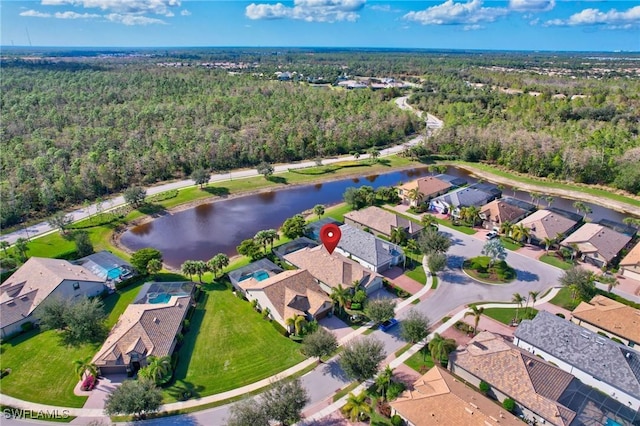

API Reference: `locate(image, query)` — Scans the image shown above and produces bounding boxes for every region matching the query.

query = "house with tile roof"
[515,208,581,246]
[449,331,578,426]
[397,176,452,206]
[283,245,383,295]
[390,366,522,426]
[238,269,332,329]
[430,183,501,217]
[0,257,106,338]
[560,223,632,268]
[514,311,640,411]
[479,197,535,230]
[305,218,342,242]
[619,242,640,281]
[92,282,194,375]
[335,224,404,273]
[571,295,640,349]
[344,206,423,240]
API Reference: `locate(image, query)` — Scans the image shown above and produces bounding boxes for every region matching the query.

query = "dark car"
[379,318,399,331]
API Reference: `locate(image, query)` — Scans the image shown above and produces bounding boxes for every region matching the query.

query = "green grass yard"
[549,287,581,310]
[164,281,306,402]
[404,348,435,373]
[482,307,538,325]
[539,254,573,270]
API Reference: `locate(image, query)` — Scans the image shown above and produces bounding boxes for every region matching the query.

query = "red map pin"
[320,223,342,254]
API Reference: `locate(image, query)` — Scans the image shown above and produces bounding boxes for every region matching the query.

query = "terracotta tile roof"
[399,176,452,199]
[516,209,578,241]
[344,206,422,236]
[93,288,191,367]
[620,242,640,273]
[283,245,381,291]
[391,366,521,426]
[561,223,631,262]
[449,332,576,426]
[0,257,104,327]
[572,295,640,344]
[479,199,527,225]
[247,269,331,321]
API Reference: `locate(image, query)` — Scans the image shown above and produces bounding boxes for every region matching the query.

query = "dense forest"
[1,48,639,228]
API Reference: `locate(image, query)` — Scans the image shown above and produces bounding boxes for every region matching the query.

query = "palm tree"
[193,260,208,283]
[207,253,230,278]
[545,196,554,207]
[368,147,380,163]
[353,151,361,160]
[285,315,307,336]
[499,221,513,237]
[407,187,424,207]
[511,223,531,244]
[464,205,481,226]
[528,291,540,316]
[428,333,457,365]
[341,392,372,422]
[600,274,619,293]
[464,304,485,335]
[512,186,520,197]
[73,356,98,380]
[573,201,592,220]
[181,260,197,281]
[330,284,350,316]
[147,258,162,278]
[390,227,408,245]
[375,365,393,400]
[406,239,420,254]
[140,355,172,384]
[421,214,437,228]
[14,237,28,262]
[313,204,325,220]
[0,241,9,258]
[254,230,270,253]
[529,192,542,207]
[259,229,279,251]
[542,237,555,254]
[512,293,525,322]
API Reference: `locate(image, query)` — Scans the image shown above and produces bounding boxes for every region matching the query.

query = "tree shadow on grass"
[137,203,167,217]
[202,186,230,197]
[166,380,206,402]
[266,175,288,184]
[377,158,391,166]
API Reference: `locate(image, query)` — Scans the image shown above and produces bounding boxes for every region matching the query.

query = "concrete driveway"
[382,267,424,295]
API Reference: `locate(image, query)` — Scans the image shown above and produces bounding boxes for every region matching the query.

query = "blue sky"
[1,0,639,51]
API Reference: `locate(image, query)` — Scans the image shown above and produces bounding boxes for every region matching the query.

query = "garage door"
[622,268,640,281]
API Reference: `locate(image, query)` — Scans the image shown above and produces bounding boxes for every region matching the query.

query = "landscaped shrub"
[479,380,491,395]
[441,316,451,323]
[386,381,406,401]
[81,375,97,391]
[555,313,565,319]
[350,303,362,310]
[182,319,190,332]
[1,368,11,379]
[502,398,516,413]
[611,337,624,344]
[390,414,404,426]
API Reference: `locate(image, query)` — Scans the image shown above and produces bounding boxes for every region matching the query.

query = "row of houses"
[391,299,640,426]
[399,174,639,269]
[228,219,408,331]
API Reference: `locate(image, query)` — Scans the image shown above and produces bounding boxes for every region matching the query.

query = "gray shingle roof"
[434,183,501,209]
[515,311,640,401]
[338,224,403,268]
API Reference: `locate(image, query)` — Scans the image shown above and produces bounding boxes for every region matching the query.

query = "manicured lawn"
[549,287,581,310]
[0,277,147,407]
[325,203,354,222]
[435,218,476,235]
[164,281,306,402]
[483,307,538,325]
[404,348,435,373]
[539,254,573,270]
[499,237,522,251]
[463,256,516,284]
[431,275,438,290]
[405,264,426,285]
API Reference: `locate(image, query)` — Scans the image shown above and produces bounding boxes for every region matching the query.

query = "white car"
[486,231,499,240]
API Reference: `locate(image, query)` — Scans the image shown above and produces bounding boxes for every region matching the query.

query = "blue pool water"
[148,294,172,304]
[107,267,125,280]
[253,270,269,281]
[605,419,622,426]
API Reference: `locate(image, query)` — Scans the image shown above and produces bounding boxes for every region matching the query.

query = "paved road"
[1,98,434,246]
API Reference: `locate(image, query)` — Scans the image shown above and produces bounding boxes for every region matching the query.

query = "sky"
[1,0,639,51]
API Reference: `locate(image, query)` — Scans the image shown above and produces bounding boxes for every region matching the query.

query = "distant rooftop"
[337,224,403,267]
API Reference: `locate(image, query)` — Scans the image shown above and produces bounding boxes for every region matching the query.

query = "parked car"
[486,231,499,240]
[379,318,399,331]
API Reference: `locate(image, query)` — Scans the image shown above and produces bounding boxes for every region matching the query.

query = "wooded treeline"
[411,67,640,194]
[1,62,419,228]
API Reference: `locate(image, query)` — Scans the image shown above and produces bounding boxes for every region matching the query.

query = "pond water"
[120,166,627,269]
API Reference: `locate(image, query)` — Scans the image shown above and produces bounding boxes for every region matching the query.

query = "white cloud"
[105,12,166,25]
[403,0,507,26]
[509,0,555,12]
[545,5,640,27]
[19,9,52,17]
[370,4,390,12]
[54,10,101,18]
[41,0,181,17]
[246,0,366,22]
[180,9,191,16]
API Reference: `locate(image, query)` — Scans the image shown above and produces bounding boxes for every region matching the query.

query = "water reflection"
[130,221,153,236]
[195,203,213,218]
[257,191,276,203]
[365,174,379,183]
[352,178,360,183]
[314,183,323,191]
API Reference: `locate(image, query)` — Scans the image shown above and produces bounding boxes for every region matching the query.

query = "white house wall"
[514,338,640,411]
[246,289,285,327]
[334,248,377,272]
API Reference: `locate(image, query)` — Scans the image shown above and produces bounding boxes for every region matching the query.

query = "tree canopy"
[339,337,386,381]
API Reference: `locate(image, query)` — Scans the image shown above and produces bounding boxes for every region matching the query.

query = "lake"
[120,166,627,268]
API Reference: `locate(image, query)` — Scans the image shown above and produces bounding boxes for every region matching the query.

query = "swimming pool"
[605,419,622,426]
[239,270,270,282]
[148,293,172,304]
[106,267,127,280]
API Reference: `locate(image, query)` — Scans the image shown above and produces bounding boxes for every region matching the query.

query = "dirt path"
[452,163,640,217]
